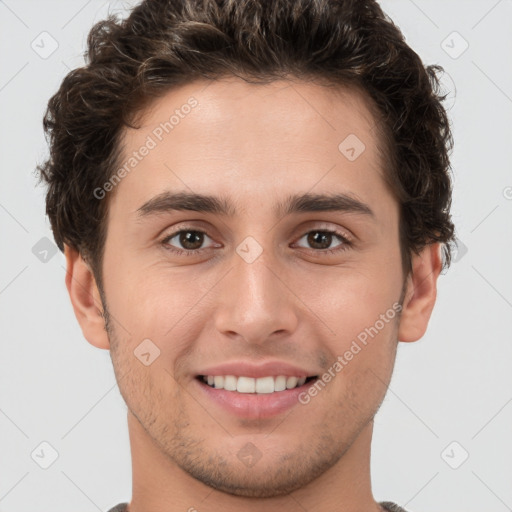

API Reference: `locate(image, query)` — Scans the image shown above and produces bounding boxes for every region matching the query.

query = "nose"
[213,247,299,346]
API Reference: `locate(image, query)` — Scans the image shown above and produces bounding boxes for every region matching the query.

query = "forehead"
[133,77,381,155]
[109,77,390,219]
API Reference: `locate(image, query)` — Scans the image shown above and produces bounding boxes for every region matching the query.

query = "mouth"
[194,373,320,419]
[196,374,319,393]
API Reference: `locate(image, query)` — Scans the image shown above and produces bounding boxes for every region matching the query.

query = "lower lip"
[194,377,317,419]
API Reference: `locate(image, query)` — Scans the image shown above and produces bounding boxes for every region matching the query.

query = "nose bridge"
[214,241,298,343]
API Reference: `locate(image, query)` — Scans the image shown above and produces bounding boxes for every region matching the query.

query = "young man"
[37,0,455,510]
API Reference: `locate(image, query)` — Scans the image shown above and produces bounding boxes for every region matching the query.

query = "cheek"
[103,253,192,333]
[112,346,184,434]
[306,267,402,395]
[308,265,402,336]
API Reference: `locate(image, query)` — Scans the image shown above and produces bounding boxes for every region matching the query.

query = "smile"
[195,373,320,419]
[198,375,318,393]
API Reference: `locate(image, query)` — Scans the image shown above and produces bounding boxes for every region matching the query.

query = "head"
[37,0,455,499]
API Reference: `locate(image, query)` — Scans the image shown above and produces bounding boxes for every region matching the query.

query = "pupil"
[309,231,331,249]
[181,231,203,250]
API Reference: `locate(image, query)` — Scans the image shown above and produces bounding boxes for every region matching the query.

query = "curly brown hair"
[36,0,455,294]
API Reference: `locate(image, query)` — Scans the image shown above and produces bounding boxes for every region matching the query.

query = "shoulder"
[106,503,129,512]
[380,502,411,512]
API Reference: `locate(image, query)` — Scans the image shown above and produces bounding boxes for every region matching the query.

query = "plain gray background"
[1,1,511,511]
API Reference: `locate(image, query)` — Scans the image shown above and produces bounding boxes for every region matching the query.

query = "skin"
[64,77,442,512]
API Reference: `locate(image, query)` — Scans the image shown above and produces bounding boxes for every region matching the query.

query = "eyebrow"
[135,191,375,219]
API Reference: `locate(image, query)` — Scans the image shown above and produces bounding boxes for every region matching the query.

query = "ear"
[397,243,442,343]
[64,244,110,350]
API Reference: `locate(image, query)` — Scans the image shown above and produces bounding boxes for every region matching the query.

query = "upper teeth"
[202,375,308,393]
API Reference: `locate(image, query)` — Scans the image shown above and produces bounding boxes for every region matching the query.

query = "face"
[87,78,408,496]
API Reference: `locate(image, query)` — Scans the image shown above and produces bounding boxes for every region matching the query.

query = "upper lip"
[196,360,318,379]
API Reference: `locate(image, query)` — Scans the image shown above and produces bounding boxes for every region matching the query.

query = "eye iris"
[308,231,332,250]
[180,231,203,250]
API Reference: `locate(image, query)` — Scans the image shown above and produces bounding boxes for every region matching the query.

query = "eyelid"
[160,221,353,241]
[296,221,354,242]
[158,220,221,244]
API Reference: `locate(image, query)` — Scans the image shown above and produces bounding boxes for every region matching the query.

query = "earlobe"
[64,245,110,350]
[397,243,442,343]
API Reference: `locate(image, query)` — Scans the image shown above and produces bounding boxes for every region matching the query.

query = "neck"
[126,411,382,512]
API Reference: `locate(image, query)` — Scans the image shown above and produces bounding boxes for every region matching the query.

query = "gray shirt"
[107,501,410,511]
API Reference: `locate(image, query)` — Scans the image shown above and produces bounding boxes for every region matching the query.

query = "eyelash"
[160,226,353,257]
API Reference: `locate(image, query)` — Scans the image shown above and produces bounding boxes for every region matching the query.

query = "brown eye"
[295,229,350,253]
[162,229,215,254]
[306,231,336,250]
